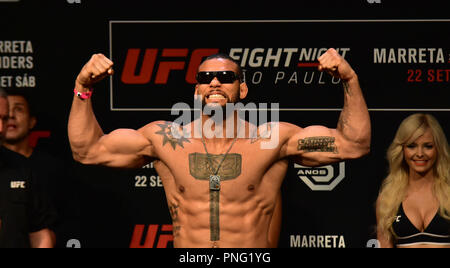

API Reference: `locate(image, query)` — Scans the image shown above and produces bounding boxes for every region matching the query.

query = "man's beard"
[201,93,242,109]
[201,96,232,109]
[202,96,242,120]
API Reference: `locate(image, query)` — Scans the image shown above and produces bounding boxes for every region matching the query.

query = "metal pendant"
[209,175,221,191]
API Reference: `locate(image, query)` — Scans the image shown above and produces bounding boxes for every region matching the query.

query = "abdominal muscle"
[171,191,276,248]
[159,158,288,248]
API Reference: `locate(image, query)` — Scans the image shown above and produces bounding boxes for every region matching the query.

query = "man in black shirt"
[0,87,56,248]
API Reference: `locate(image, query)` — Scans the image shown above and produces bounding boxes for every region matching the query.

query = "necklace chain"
[200,134,239,176]
[200,121,241,192]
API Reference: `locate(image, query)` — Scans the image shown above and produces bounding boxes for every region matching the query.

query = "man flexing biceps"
[68,49,370,248]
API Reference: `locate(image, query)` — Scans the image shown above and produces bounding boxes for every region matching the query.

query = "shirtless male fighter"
[68,48,371,248]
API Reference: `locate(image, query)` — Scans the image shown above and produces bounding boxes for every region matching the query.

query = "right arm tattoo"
[169,203,181,237]
[155,122,191,150]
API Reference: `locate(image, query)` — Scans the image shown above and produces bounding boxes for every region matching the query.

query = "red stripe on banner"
[161,48,189,57]
[28,131,51,148]
[298,62,320,67]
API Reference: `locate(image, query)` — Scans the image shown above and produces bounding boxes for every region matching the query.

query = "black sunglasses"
[196,71,241,84]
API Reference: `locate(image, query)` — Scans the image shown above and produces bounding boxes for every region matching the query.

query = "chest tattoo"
[189,153,242,241]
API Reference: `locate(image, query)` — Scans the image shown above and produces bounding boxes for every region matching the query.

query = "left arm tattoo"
[298,136,338,153]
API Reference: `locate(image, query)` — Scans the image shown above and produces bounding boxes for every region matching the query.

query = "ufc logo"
[10,181,26,189]
[121,48,219,85]
[129,224,173,248]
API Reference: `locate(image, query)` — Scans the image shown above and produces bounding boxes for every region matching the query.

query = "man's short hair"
[200,53,244,82]
[0,87,8,99]
[4,88,37,117]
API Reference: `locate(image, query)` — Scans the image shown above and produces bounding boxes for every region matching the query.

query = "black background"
[1,0,449,248]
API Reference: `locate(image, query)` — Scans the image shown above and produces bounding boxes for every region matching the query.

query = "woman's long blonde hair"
[377,113,450,241]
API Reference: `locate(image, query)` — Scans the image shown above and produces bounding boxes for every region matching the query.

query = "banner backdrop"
[1,0,449,248]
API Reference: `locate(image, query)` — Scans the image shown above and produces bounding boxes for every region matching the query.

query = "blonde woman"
[376,113,450,248]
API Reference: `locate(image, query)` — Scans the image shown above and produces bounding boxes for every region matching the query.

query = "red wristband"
[74,88,93,100]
